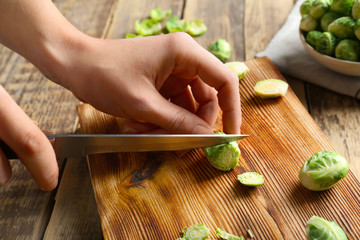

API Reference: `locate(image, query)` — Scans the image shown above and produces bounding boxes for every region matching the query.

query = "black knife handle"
[0,141,18,159]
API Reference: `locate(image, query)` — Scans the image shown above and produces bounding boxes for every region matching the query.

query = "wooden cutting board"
[77,57,360,239]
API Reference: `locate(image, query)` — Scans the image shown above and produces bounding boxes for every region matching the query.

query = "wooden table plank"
[0,0,114,239]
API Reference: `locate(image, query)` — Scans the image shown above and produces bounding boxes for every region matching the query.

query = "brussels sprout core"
[216,228,244,240]
[181,224,210,240]
[306,216,348,240]
[299,151,349,191]
[204,132,240,171]
[208,39,231,62]
[225,62,250,80]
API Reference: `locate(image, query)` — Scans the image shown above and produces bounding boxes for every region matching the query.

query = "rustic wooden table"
[0,0,359,239]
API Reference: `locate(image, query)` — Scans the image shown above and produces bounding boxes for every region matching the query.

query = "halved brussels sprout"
[306,216,348,240]
[186,20,207,36]
[225,61,250,80]
[331,0,355,16]
[299,151,349,191]
[204,132,240,171]
[352,0,360,19]
[150,7,171,22]
[254,79,289,99]
[315,31,338,56]
[134,19,162,36]
[300,0,315,16]
[237,172,264,187]
[181,224,209,240]
[320,11,341,31]
[310,0,332,19]
[300,14,318,32]
[335,39,360,61]
[208,39,231,62]
[166,16,188,33]
[328,16,355,39]
[355,18,360,39]
[306,30,323,47]
[216,228,244,240]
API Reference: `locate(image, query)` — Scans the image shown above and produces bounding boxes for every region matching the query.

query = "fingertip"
[37,166,59,191]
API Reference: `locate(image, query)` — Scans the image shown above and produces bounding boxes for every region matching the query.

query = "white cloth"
[256,0,360,99]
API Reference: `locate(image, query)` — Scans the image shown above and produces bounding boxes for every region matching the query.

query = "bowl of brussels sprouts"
[299,0,360,76]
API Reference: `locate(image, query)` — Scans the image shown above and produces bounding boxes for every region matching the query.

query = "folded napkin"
[256,0,360,99]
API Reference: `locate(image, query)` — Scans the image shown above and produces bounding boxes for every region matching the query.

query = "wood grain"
[78,57,360,239]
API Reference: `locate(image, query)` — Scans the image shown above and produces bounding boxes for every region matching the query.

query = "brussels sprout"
[310,0,332,19]
[335,39,360,61]
[237,172,264,187]
[315,31,338,56]
[216,228,244,240]
[224,61,250,80]
[306,30,323,48]
[355,18,360,39]
[299,151,349,191]
[306,216,348,240]
[352,0,360,19]
[125,33,143,38]
[320,11,341,31]
[300,14,318,32]
[328,16,355,39]
[208,39,231,62]
[150,7,171,22]
[254,79,289,99]
[166,16,188,33]
[186,20,207,36]
[135,19,162,36]
[181,224,210,240]
[300,0,315,16]
[204,132,240,171]
[331,0,355,16]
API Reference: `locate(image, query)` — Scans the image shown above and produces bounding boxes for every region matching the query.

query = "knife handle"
[0,140,18,159]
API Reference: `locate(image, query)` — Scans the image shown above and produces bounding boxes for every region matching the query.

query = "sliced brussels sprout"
[315,31,338,56]
[352,0,360,19]
[254,79,289,99]
[310,0,332,19]
[224,61,250,80]
[331,0,355,16]
[208,39,231,62]
[320,11,341,31]
[299,151,349,191]
[355,19,360,39]
[306,30,323,48]
[125,33,143,38]
[216,228,244,240]
[181,224,210,240]
[134,19,162,36]
[150,7,172,22]
[335,39,360,61]
[237,172,264,187]
[166,16,188,33]
[328,16,355,39]
[300,14,318,32]
[186,20,207,36]
[306,216,348,240]
[300,0,315,16]
[204,132,240,171]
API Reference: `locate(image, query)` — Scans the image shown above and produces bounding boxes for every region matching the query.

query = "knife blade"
[0,134,248,159]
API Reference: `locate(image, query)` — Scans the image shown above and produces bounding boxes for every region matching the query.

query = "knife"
[0,134,248,159]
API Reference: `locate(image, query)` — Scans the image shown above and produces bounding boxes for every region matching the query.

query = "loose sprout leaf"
[135,18,162,36]
[335,39,360,61]
[216,228,244,240]
[150,7,172,21]
[299,151,349,191]
[254,79,289,99]
[237,172,264,187]
[208,39,231,62]
[306,216,348,240]
[166,16,188,33]
[182,224,210,240]
[187,19,207,36]
[125,33,143,38]
[204,132,240,171]
[225,62,250,80]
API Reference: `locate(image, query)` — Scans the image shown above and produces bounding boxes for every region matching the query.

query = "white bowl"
[300,31,360,76]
